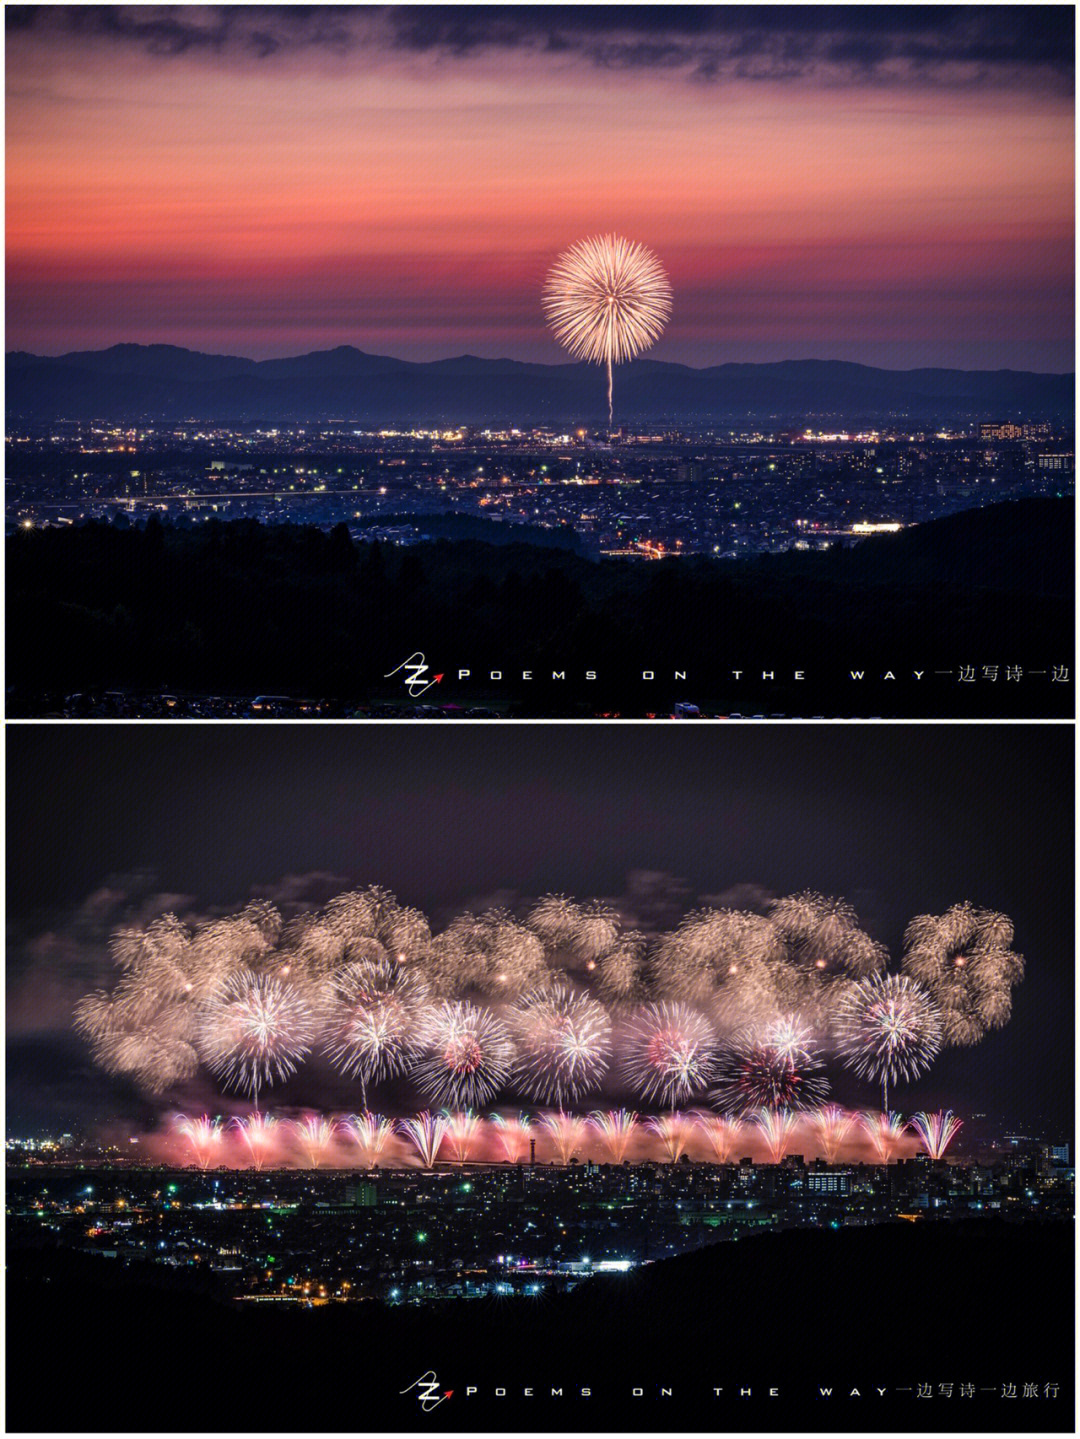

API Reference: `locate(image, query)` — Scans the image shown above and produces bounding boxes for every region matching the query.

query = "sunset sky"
[6,5,1075,368]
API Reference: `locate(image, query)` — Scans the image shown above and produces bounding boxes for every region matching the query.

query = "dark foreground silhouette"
[6,498,1074,717]
[6,1219,1073,1432]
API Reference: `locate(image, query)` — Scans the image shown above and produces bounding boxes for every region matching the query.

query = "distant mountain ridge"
[6,343,1073,424]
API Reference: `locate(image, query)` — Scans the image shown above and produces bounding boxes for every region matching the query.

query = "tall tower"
[529,1137,536,1167]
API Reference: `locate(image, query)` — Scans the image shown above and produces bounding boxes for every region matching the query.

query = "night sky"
[6,5,1074,369]
[6,723,1072,1136]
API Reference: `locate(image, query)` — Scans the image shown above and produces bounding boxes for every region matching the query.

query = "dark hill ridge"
[7,344,1073,424]
[6,1219,1073,1432]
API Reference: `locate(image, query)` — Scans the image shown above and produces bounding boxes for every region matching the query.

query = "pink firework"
[692,1110,743,1164]
[539,1111,587,1166]
[646,1112,692,1164]
[907,1110,963,1160]
[415,1001,515,1109]
[810,1105,855,1163]
[343,1112,395,1168]
[173,1113,223,1171]
[398,1111,449,1169]
[859,1110,907,1163]
[754,1107,799,1163]
[489,1112,533,1163]
[231,1112,278,1170]
[623,1002,717,1107]
[290,1114,336,1168]
[588,1109,639,1164]
[444,1109,482,1164]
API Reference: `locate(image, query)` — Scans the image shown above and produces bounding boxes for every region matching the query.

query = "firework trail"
[809,1105,855,1163]
[712,1018,828,1116]
[343,1112,395,1168]
[173,1113,223,1170]
[443,1109,482,1164]
[398,1111,449,1169]
[290,1115,336,1168]
[539,1111,587,1166]
[511,982,612,1107]
[196,970,318,1110]
[623,1002,717,1107]
[834,974,942,1109]
[907,1110,963,1160]
[859,1111,907,1163]
[415,1001,515,1109]
[489,1112,533,1164]
[754,1107,799,1163]
[902,905,1023,1046]
[321,957,430,1102]
[588,1109,639,1164]
[646,1112,692,1164]
[543,235,672,427]
[231,1112,278,1170]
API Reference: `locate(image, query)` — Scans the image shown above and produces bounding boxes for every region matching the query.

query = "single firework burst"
[645,1112,692,1164]
[196,969,318,1108]
[231,1112,278,1170]
[753,1107,800,1163]
[511,981,612,1106]
[173,1113,223,1171]
[442,1109,482,1164]
[712,1018,829,1116]
[691,1109,744,1164]
[290,1114,336,1168]
[343,1111,395,1168]
[809,1104,855,1163]
[622,1002,717,1107]
[902,904,1023,1046]
[834,973,943,1110]
[538,1110,588,1166]
[542,235,672,426]
[321,957,431,1098]
[415,1001,515,1109]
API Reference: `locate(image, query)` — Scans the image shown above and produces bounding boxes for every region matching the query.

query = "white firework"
[543,234,672,425]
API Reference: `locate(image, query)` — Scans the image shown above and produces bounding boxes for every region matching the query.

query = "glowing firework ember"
[489,1112,533,1164]
[623,1002,716,1107]
[543,235,672,426]
[444,1109,482,1164]
[291,1114,336,1167]
[754,1107,799,1163]
[321,957,430,1098]
[416,1001,515,1108]
[646,1112,692,1164]
[197,970,317,1108]
[835,974,943,1109]
[343,1111,394,1168]
[174,1113,223,1170]
[907,1110,963,1160]
[859,1110,907,1163]
[539,1111,587,1165]
[902,904,1023,1046]
[231,1112,278,1170]
[588,1109,639,1164]
[511,982,612,1106]
[712,1019,828,1116]
[692,1110,743,1163]
[809,1105,855,1163]
[397,1111,449,1169]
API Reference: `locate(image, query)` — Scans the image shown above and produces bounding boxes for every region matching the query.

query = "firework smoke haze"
[902,904,1024,1045]
[542,235,672,426]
